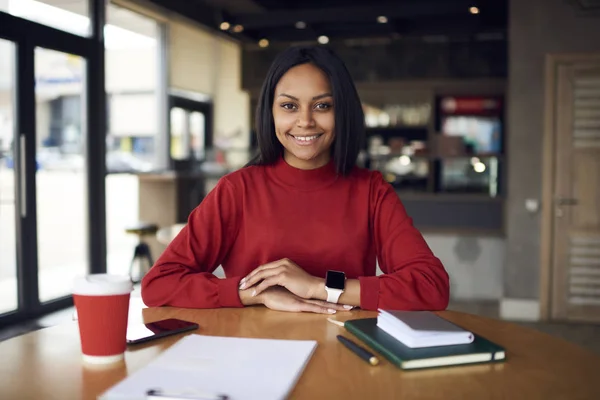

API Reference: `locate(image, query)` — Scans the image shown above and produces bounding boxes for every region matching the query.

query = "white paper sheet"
[99,335,318,400]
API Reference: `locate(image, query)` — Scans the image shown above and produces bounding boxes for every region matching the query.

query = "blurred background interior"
[0,0,599,353]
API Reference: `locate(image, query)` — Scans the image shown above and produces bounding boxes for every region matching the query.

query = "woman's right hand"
[244,286,352,314]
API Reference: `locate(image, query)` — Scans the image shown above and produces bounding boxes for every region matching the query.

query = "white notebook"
[99,335,317,400]
[377,310,474,348]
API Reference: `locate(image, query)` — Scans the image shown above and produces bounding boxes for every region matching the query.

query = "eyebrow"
[278,93,333,101]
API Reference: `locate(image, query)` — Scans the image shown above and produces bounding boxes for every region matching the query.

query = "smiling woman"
[141,46,449,315]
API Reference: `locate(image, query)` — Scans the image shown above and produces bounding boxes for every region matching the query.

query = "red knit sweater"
[141,157,449,311]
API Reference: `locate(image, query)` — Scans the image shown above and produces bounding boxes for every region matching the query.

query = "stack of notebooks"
[344,310,505,370]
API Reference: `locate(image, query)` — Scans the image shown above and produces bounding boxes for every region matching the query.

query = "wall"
[169,20,251,154]
[426,234,505,300]
[372,233,504,300]
[214,40,251,152]
[106,47,156,92]
[505,0,600,311]
[169,23,219,96]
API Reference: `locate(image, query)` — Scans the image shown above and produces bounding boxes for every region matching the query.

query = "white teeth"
[293,135,320,141]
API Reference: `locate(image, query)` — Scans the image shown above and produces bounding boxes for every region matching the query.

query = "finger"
[241,267,281,290]
[251,276,281,297]
[304,299,354,311]
[298,301,337,315]
[240,266,285,290]
[241,259,289,284]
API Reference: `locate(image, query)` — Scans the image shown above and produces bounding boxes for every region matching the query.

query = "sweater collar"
[269,156,339,190]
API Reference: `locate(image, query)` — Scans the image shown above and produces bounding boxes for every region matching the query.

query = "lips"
[287,133,323,146]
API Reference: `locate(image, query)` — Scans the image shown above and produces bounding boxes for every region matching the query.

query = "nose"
[296,108,315,128]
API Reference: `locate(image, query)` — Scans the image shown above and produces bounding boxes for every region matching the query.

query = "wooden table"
[1,305,600,400]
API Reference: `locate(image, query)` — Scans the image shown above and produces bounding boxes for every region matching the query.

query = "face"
[272,63,335,170]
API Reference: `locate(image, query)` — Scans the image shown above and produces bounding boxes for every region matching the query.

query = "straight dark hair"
[247,46,365,175]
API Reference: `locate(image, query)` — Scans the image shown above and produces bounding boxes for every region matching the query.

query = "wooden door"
[544,55,600,322]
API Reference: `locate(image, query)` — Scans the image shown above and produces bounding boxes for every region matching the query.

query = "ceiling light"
[377,16,388,24]
[295,21,307,29]
[232,24,244,33]
[258,38,269,48]
[469,6,480,14]
[317,35,329,44]
[220,22,230,30]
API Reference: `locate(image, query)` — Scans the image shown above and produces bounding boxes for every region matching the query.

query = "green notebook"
[344,318,506,370]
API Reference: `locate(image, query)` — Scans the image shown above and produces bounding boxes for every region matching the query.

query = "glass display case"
[365,136,430,192]
[433,95,504,197]
[438,156,499,196]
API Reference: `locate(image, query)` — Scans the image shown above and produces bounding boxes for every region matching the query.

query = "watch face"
[326,270,345,290]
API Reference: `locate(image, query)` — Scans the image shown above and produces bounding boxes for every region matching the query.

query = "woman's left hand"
[239,258,323,299]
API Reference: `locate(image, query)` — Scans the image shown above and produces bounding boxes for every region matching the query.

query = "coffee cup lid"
[73,274,133,296]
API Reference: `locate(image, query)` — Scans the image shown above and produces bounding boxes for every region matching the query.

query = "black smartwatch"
[325,270,346,303]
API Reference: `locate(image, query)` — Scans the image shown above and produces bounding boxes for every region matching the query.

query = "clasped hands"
[238,258,353,314]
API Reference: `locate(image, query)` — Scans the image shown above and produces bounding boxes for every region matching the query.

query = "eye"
[315,102,332,110]
[281,103,297,110]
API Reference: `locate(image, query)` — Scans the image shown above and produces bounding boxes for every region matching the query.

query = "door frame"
[168,95,214,160]
[0,1,107,326]
[540,53,600,320]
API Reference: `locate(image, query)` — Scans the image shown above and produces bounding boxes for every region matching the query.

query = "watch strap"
[326,288,343,304]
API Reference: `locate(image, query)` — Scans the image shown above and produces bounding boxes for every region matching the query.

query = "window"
[0,0,90,36]
[0,38,17,313]
[35,48,88,302]
[105,4,161,173]
[105,4,163,275]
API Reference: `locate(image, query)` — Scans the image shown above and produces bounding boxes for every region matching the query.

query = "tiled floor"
[2,300,600,356]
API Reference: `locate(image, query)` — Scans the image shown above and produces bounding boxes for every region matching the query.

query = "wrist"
[239,288,262,306]
[311,278,327,301]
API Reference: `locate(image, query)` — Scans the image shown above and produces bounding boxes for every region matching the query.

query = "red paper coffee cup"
[73,274,133,364]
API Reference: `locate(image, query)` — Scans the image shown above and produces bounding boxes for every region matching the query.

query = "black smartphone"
[126,318,199,345]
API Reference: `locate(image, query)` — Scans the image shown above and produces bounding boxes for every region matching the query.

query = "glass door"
[34,48,88,302]
[0,38,17,314]
[0,1,106,325]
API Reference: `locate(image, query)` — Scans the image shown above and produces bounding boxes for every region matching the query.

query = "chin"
[286,149,331,167]
[287,148,323,160]
[292,152,320,161]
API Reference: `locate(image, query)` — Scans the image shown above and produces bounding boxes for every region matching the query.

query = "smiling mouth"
[288,133,323,143]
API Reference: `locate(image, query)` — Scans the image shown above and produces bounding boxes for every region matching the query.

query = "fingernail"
[328,309,336,314]
[252,289,256,297]
[239,282,246,289]
[343,305,353,310]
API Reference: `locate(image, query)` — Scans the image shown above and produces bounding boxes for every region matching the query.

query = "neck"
[268,154,338,191]
[283,151,331,170]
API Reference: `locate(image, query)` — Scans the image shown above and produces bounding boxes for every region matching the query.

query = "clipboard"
[99,335,317,400]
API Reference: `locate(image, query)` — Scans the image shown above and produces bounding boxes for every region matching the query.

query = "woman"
[141,46,449,314]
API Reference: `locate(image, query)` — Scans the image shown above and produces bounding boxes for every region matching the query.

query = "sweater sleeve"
[141,177,243,309]
[358,173,450,311]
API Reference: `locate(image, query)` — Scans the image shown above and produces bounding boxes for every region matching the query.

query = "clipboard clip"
[146,389,229,400]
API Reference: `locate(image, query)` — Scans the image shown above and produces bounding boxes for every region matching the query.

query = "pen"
[337,335,380,366]
[146,389,229,400]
